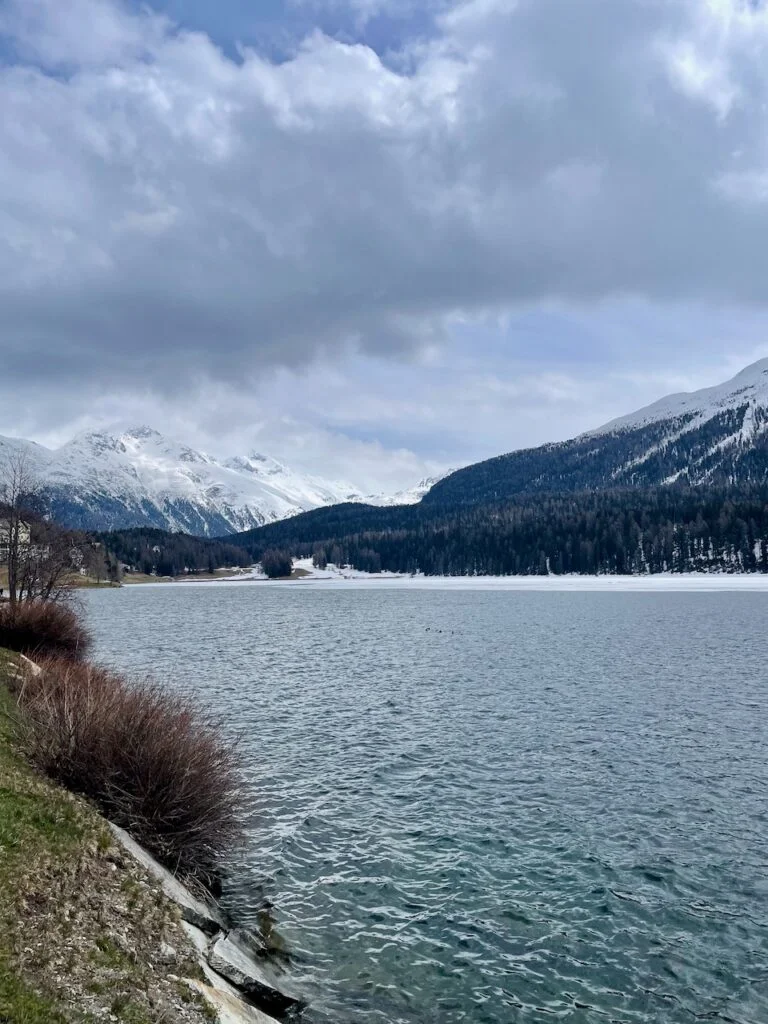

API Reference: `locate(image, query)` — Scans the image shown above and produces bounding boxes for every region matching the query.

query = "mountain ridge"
[422,358,768,508]
[590,359,768,436]
[0,426,435,535]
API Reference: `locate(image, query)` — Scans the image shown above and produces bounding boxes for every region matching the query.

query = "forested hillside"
[423,405,768,509]
[228,486,768,575]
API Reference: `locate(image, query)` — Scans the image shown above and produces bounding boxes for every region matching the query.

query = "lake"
[84,583,768,1024]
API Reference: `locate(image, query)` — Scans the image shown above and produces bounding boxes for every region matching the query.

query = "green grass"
[0,652,102,1023]
[0,667,87,856]
[109,995,154,1024]
[0,663,88,858]
[0,651,93,1022]
[0,966,69,1024]
[91,936,135,971]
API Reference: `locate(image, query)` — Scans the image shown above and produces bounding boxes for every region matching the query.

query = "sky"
[3,0,768,491]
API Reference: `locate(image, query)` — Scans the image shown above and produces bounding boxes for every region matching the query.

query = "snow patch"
[155,558,768,592]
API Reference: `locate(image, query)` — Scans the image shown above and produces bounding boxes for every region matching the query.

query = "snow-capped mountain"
[424,358,768,507]
[0,426,427,535]
[591,359,768,438]
[585,358,768,487]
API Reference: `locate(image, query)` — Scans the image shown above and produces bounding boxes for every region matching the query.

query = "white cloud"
[0,0,167,70]
[663,39,737,117]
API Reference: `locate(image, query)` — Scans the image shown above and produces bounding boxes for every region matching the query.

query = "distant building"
[0,519,31,561]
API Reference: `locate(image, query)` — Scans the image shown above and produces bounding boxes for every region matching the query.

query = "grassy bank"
[0,648,215,1024]
[0,568,118,592]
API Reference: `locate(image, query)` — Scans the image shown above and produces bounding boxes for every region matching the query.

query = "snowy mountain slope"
[424,359,768,507]
[592,359,768,436]
[0,426,393,535]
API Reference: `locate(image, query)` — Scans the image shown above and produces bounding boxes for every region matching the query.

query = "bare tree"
[0,450,36,606]
[17,521,83,603]
[0,451,88,604]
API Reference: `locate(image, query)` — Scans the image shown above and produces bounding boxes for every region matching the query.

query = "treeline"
[99,528,251,577]
[230,501,422,554]
[228,485,768,575]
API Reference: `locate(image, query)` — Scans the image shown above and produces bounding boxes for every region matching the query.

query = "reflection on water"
[85,586,768,1024]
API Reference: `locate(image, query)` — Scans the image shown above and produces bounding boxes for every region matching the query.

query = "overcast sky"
[2,0,768,490]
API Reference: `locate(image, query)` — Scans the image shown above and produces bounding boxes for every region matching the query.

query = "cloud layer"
[3,0,768,483]
[3,0,768,379]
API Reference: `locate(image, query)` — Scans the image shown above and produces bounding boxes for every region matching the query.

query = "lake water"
[84,584,768,1024]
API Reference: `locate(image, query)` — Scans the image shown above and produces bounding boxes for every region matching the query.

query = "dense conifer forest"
[98,528,251,577]
[225,485,768,575]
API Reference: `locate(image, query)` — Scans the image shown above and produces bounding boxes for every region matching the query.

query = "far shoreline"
[113,558,768,593]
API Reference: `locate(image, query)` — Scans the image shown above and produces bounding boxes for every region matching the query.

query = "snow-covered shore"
[196,559,768,592]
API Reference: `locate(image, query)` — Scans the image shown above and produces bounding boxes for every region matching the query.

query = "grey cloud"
[5,298,768,490]
[1,0,768,397]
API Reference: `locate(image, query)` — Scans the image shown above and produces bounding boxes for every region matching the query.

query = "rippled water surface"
[84,585,768,1024]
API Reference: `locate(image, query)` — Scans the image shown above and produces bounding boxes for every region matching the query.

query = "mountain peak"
[592,357,768,437]
[730,356,768,382]
[67,430,127,455]
[121,425,164,442]
[224,453,284,475]
[66,425,165,453]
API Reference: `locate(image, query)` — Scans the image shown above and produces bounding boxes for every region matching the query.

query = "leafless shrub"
[15,657,242,884]
[0,600,92,660]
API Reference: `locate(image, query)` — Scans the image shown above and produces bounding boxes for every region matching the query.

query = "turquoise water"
[85,586,768,1024]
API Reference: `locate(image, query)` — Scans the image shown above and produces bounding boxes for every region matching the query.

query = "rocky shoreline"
[109,824,303,1024]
